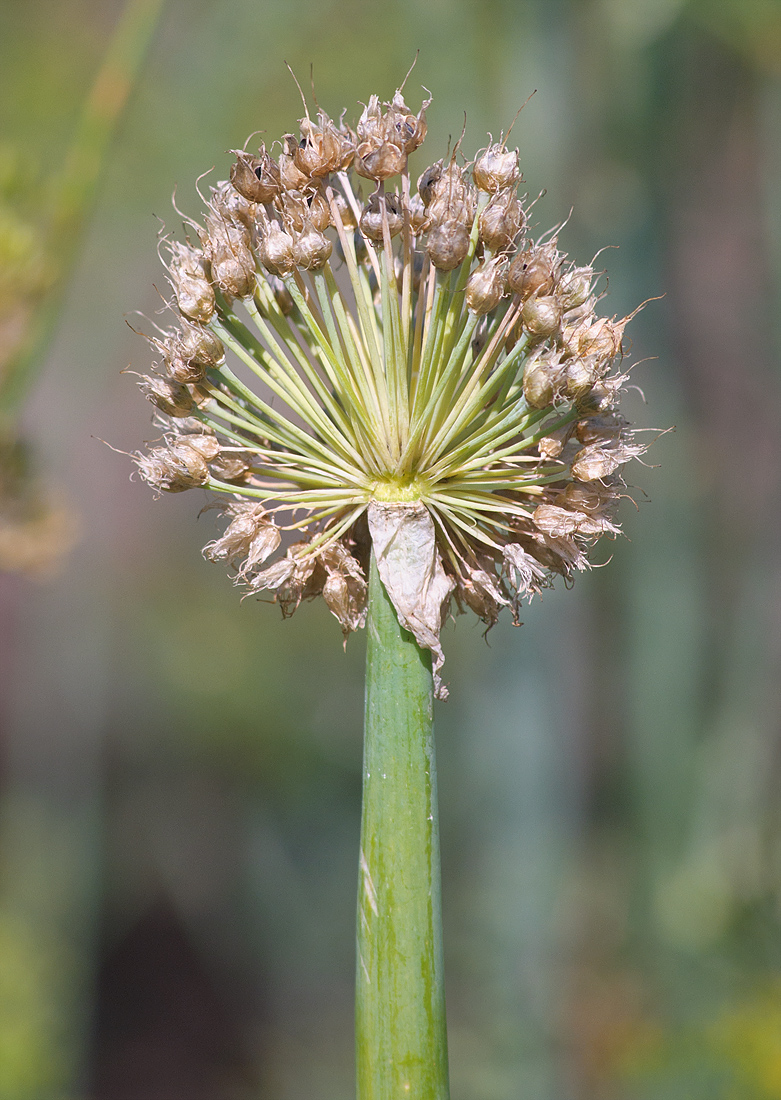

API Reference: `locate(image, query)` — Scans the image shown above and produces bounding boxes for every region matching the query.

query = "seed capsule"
[473,143,520,193]
[465,258,507,314]
[136,442,209,492]
[230,148,281,204]
[292,223,333,270]
[521,294,562,338]
[425,220,470,271]
[508,246,558,300]
[279,135,310,191]
[359,193,403,242]
[139,375,194,417]
[259,220,296,275]
[523,357,560,408]
[478,188,524,251]
[168,242,214,323]
[295,110,344,177]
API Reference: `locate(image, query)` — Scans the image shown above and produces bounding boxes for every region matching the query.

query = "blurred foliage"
[0,0,779,1098]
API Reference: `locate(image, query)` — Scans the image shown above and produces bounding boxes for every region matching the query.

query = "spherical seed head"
[128,75,655,690]
[473,143,520,193]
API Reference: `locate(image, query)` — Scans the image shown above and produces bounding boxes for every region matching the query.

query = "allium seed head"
[128,75,654,696]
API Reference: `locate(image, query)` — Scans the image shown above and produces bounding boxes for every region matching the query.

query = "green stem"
[357,552,450,1100]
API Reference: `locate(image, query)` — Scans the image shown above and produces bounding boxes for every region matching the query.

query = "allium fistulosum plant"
[131,72,648,1099]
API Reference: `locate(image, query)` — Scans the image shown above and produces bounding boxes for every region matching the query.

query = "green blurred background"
[0,0,779,1096]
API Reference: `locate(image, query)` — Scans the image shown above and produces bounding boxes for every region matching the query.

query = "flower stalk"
[358,551,449,1100]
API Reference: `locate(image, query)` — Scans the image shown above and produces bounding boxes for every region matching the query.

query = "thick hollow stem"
[356,551,450,1100]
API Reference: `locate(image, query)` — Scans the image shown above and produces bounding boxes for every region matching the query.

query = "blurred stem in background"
[0,0,166,423]
[0,3,163,1095]
[0,0,165,575]
[357,553,449,1100]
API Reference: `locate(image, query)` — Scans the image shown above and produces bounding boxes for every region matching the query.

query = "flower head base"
[131,79,650,696]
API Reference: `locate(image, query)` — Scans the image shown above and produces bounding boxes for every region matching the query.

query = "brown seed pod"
[230,148,281,204]
[521,294,562,338]
[258,220,296,276]
[465,258,507,315]
[292,223,333,270]
[359,192,403,242]
[168,242,215,323]
[478,188,524,251]
[139,375,194,417]
[425,220,470,271]
[473,143,520,193]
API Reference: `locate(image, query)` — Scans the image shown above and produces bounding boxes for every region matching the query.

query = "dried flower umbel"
[132,83,647,695]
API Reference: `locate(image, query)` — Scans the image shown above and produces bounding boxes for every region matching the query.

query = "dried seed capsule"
[523,357,560,408]
[135,442,209,492]
[478,188,524,251]
[473,143,520,193]
[359,192,403,242]
[279,135,310,191]
[577,316,625,360]
[386,89,430,154]
[174,429,220,462]
[176,319,224,368]
[307,187,332,231]
[427,160,476,225]
[166,347,204,385]
[417,161,443,206]
[258,220,296,275]
[564,356,598,399]
[168,242,215,323]
[208,450,253,483]
[292,223,333,270]
[203,211,256,299]
[558,265,594,311]
[230,148,281,204]
[507,246,558,299]
[521,294,562,338]
[408,193,428,234]
[575,415,627,446]
[139,375,194,417]
[295,110,344,177]
[465,258,507,314]
[425,220,470,271]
